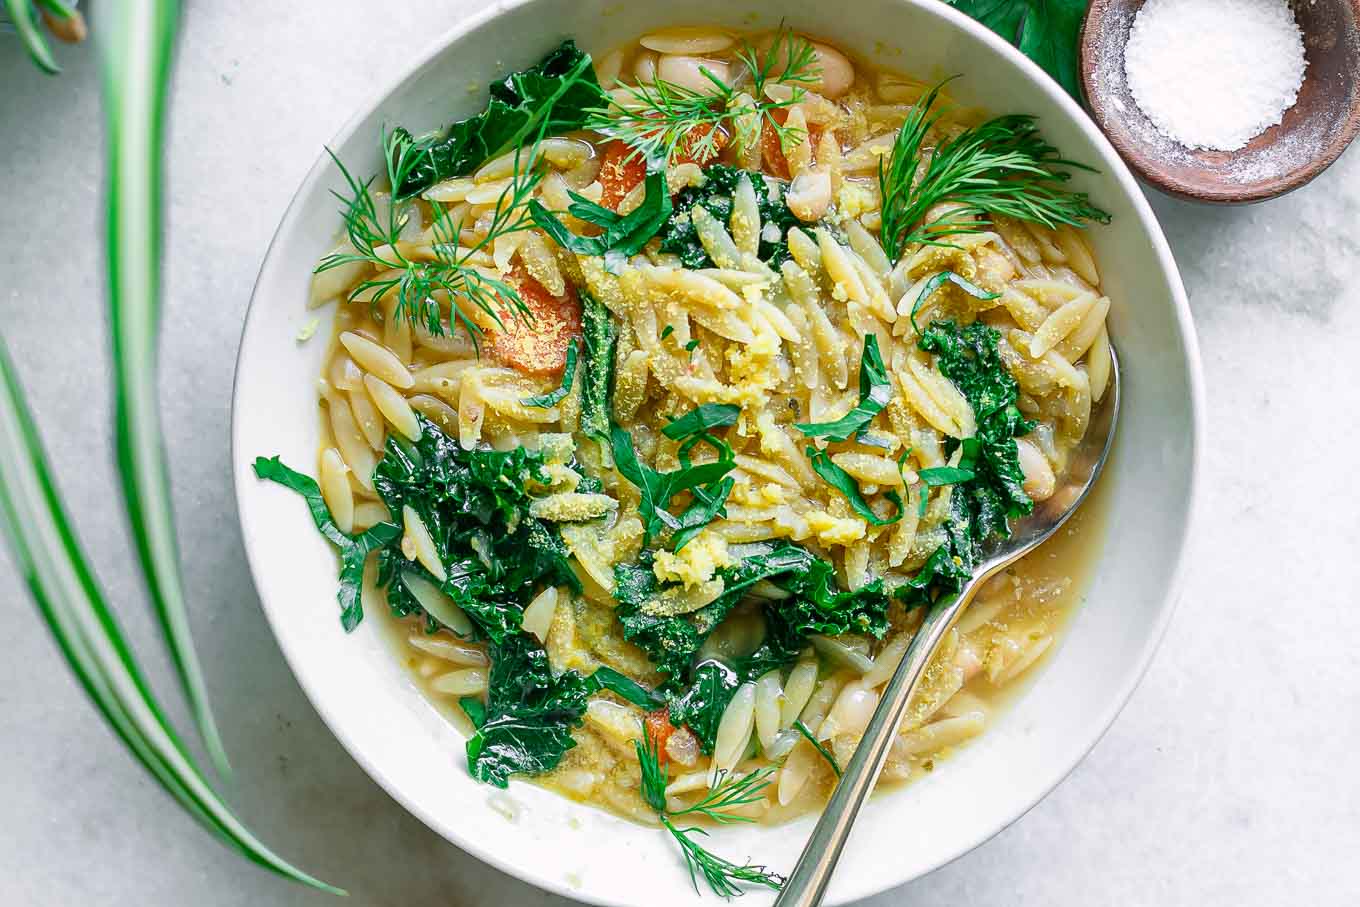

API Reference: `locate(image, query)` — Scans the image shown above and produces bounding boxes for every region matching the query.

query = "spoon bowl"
[1079,0,1360,203]
[775,347,1121,907]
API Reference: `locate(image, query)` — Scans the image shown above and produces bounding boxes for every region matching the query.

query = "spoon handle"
[773,581,976,907]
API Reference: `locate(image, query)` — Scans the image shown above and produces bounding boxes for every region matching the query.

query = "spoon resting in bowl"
[774,346,1122,907]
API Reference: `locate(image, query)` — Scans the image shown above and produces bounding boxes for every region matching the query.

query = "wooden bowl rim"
[1079,0,1360,204]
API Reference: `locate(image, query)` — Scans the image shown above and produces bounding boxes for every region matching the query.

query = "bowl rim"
[231,1,1207,903]
[1079,0,1360,204]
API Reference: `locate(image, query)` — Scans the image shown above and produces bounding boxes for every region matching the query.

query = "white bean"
[786,168,832,222]
[640,28,734,55]
[657,55,730,94]
[768,39,855,99]
[633,50,658,83]
[821,681,880,739]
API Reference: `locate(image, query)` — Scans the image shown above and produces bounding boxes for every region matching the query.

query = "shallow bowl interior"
[232,1,1203,904]
[1080,0,1360,204]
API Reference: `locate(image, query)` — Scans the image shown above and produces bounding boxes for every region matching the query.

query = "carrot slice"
[761,108,824,180]
[674,123,730,166]
[645,707,677,761]
[486,265,582,377]
[598,140,647,210]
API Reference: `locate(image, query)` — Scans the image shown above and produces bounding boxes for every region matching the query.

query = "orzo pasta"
[255,24,1113,896]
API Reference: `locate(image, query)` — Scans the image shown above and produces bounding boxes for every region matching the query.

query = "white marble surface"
[2,3,1358,905]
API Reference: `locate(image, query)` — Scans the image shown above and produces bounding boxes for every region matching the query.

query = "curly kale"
[658,166,799,269]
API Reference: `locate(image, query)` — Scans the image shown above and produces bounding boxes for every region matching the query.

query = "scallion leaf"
[917,465,976,486]
[102,0,230,775]
[530,156,672,256]
[908,270,1001,334]
[804,446,903,526]
[795,336,891,441]
[0,341,342,895]
[661,403,741,440]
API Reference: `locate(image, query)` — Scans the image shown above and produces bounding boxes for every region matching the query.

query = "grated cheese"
[1123,0,1306,152]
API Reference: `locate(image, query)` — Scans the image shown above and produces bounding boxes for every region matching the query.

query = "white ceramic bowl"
[232,1,1204,903]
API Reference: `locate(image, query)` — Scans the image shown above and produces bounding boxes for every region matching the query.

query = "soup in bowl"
[232,1,1201,904]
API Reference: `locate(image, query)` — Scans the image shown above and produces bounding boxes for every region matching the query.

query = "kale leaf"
[465,641,665,787]
[943,0,1088,99]
[615,541,894,751]
[580,291,616,440]
[252,456,401,631]
[918,319,1035,551]
[468,632,595,787]
[394,40,602,198]
[659,166,799,269]
[668,660,740,753]
[371,416,579,643]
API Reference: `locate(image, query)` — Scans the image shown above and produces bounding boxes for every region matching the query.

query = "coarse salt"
[1123,0,1307,152]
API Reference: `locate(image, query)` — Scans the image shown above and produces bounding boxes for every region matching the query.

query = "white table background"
[3,3,1358,905]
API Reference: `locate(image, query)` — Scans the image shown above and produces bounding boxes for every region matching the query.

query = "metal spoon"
[774,348,1120,907]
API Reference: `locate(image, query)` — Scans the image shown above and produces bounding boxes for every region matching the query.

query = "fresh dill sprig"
[586,26,820,164]
[635,733,785,897]
[316,128,544,339]
[878,80,1111,264]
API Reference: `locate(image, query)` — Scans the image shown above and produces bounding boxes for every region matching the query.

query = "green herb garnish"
[587,26,817,165]
[317,129,541,340]
[805,446,905,526]
[662,403,741,439]
[579,292,616,440]
[529,155,673,257]
[878,80,1109,263]
[636,733,785,898]
[917,465,975,486]
[908,270,1001,334]
[794,336,891,441]
[793,719,842,778]
[521,338,579,408]
[660,165,799,269]
[392,40,602,197]
[252,457,402,631]
[611,406,739,551]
